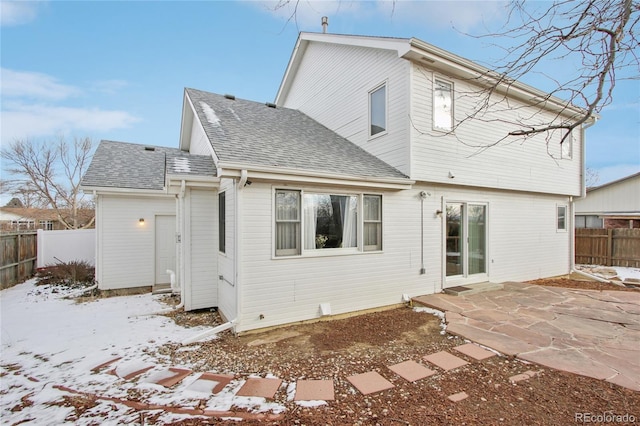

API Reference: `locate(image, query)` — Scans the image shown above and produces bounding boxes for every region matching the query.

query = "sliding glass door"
[445,202,487,283]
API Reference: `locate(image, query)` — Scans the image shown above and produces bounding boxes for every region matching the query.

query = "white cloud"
[1,68,80,100]
[1,102,140,142]
[1,69,140,143]
[0,0,43,26]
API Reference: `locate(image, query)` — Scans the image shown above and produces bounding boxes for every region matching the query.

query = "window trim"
[433,77,454,132]
[368,81,388,139]
[556,204,568,232]
[274,189,301,257]
[273,187,384,258]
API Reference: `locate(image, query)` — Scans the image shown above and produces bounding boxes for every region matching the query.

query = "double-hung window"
[275,190,301,256]
[434,79,453,131]
[219,192,226,253]
[363,194,382,251]
[561,130,573,159]
[275,190,383,256]
[369,83,387,137]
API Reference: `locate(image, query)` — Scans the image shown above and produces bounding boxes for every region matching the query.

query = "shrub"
[36,260,95,287]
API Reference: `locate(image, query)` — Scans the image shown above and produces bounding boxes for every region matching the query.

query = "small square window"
[434,79,453,131]
[369,84,386,137]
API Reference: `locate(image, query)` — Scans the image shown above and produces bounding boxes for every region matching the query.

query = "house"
[574,172,640,229]
[81,32,592,333]
[0,202,94,233]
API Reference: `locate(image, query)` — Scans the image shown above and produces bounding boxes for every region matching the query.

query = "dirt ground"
[146,278,640,425]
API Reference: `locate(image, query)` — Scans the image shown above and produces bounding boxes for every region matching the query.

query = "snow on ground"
[0,279,283,424]
[614,266,640,281]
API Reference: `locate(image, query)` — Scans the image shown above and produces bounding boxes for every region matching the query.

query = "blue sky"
[1,0,638,198]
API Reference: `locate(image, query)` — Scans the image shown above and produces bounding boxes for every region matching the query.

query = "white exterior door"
[155,215,176,285]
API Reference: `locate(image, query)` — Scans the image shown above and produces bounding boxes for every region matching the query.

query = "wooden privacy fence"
[575,228,640,268]
[1,231,37,289]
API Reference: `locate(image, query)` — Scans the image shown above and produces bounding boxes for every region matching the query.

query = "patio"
[414,281,640,391]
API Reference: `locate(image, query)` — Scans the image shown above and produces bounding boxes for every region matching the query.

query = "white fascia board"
[275,35,308,106]
[217,162,414,190]
[80,186,171,197]
[407,38,590,120]
[178,90,193,151]
[182,90,221,165]
[166,174,219,186]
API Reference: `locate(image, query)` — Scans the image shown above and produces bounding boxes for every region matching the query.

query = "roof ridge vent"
[224,94,236,100]
[265,102,277,108]
[144,146,156,151]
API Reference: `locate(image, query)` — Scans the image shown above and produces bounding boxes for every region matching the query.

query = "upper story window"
[561,129,573,159]
[369,83,387,137]
[434,79,453,131]
[275,190,383,256]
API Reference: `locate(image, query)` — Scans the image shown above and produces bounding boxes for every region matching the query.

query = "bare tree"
[464,0,639,147]
[585,167,600,188]
[1,136,95,229]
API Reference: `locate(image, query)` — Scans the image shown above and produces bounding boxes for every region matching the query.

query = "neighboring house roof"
[185,88,409,181]
[82,140,216,191]
[575,171,640,216]
[276,32,591,120]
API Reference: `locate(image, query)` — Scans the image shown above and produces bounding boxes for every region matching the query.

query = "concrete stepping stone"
[186,372,234,395]
[448,391,469,402]
[144,367,192,388]
[109,360,154,380]
[90,356,122,373]
[509,370,541,383]
[236,377,283,399]
[453,343,496,360]
[294,379,335,401]
[423,351,468,371]
[347,371,394,395]
[388,360,435,382]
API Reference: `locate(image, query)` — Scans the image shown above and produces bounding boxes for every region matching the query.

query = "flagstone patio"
[413,281,640,391]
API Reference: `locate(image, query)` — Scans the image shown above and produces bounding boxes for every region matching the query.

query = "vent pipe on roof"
[321,16,328,33]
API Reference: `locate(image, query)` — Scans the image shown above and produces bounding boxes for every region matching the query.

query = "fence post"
[606,229,613,266]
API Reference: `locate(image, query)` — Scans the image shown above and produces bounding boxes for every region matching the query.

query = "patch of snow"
[199,101,221,127]
[614,266,640,281]
[228,107,241,122]
[172,157,191,173]
[414,306,447,334]
[296,400,328,407]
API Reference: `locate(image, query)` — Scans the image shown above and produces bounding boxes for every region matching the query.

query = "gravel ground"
[150,279,640,425]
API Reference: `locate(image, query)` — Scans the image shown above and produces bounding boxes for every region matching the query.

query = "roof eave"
[217,161,414,190]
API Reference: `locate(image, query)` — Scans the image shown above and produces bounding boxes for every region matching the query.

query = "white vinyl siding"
[217,179,236,322]
[575,174,640,215]
[186,189,218,310]
[280,42,411,175]
[236,182,571,332]
[188,112,214,156]
[96,195,175,290]
[410,62,582,196]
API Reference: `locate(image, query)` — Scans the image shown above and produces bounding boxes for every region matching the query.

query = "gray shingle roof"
[82,140,216,190]
[186,88,408,180]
